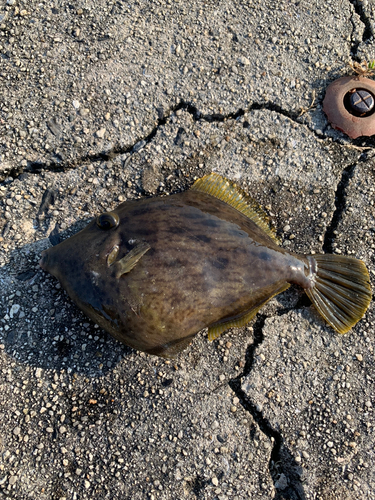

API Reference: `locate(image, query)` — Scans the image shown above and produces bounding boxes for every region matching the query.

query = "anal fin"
[207,283,290,341]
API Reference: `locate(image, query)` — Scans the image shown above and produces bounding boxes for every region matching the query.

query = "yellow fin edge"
[191,173,279,243]
[305,254,372,334]
[208,283,290,341]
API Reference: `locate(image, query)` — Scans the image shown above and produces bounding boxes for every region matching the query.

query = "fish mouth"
[39,250,49,271]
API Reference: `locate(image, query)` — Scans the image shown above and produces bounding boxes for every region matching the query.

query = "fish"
[39,173,372,358]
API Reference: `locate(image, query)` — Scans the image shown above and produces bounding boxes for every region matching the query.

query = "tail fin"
[305,254,372,334]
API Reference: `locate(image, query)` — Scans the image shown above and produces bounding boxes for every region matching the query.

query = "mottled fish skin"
[40,173,371,357]
[39,190,311,357]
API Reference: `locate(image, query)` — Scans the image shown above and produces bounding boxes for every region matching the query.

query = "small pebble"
[9,304,20,318]
[238,56,250,65]
[96,128,106,138]
[8,475,17,486]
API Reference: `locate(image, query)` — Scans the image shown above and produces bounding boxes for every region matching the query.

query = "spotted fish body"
[40,174,372,357]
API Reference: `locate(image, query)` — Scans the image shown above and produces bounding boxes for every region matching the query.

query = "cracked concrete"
[1,0,375,499]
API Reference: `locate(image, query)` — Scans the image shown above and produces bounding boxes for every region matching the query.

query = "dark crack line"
[1,99,245,183]
[323,160,358,253]
[322,162,356,253]
[349,11,361,58]
[0,100,242,184]
[2,95,374,187]
[229,315,307,500]
[323,149,371,253]
[348,0,374,57]
[0,99,337,186]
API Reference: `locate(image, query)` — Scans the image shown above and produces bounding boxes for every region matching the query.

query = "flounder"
[40,173,372,357]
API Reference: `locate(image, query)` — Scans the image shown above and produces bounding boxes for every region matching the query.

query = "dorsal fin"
[191,173,279,243]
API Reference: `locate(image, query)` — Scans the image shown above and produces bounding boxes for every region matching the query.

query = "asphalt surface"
[1,0,375,499]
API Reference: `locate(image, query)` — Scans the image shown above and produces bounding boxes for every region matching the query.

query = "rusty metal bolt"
[347,89,374,116]
[323,76,375,139]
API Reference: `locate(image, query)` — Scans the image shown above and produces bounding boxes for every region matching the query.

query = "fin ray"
[306,254,371,334]
[191,173,279,243]
[315,279,367,313]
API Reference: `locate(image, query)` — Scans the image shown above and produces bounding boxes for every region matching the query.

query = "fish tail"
[305,254,372,334]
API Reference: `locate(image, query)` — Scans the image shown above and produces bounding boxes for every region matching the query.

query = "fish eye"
[96,212,120,230]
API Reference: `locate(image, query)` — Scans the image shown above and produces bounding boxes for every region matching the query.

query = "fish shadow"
[0,222,135,376]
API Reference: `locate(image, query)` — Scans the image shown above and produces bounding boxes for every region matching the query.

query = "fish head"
[39,210,125,324]
[40,211,123,279]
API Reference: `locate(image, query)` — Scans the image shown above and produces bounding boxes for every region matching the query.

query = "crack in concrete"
[349,10,362,58]
[323,161,358,253]
[229,315,307,500]
[1,98,356,186]
[0,100,242,183]
[348,0,374,53]
[322,148,371,254]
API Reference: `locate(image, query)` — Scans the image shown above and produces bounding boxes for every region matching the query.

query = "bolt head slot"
[344,88,375,117]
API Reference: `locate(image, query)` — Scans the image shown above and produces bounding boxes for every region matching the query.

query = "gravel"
[1,0,375,499]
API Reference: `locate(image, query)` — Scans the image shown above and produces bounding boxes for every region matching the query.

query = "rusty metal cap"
[323,76,375,139]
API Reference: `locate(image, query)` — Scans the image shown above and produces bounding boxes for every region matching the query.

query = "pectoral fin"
[114,242,151,278]
[207,282,290,341]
